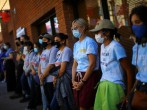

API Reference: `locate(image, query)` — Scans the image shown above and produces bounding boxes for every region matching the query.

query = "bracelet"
[81,79,87,84]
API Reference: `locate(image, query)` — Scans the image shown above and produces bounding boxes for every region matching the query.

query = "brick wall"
[4,0,75,48]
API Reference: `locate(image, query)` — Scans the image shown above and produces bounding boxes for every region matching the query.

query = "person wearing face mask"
[25,42,42,110]
[2,42,16,92]
[9,38,24,99]
[38,33,58,110]
[90,19,133,110]
[15,38,23,53]
[19,41,35,103]
[50,33,75,110]
[129,5,147,110]
[20,35,30,57]
[72,18,101,110]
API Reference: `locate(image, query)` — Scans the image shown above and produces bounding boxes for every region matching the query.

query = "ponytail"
[114,28,120,41]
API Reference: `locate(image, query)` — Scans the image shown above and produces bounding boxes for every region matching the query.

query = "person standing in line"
[25,42,42,110]
[19,35,32,103]
[72,18,101,110]
[20,35,30,57]
[3,42,16,92]
[50,33,75,110]
[20,41,35,103]
[10,38,24,99]
[90,19,133,110]
[38,33,58,110]
[129,5,147,110]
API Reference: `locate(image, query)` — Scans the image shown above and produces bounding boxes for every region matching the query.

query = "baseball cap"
[42,33,53,41]
[89,19,115,32]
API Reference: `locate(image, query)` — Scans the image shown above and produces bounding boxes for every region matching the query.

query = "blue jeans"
[21,73,30,96]
[50,91,59,110]
[27,75,33,89]
[50,91,70,110]
[40,86,48,110]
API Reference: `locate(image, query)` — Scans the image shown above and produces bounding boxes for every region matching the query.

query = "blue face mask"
[39,39,43,44]
[132,24,147,39]
[72,30,82,38]
[34,48,38,53]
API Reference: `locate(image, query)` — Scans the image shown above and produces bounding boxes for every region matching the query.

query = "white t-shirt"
[132,43,147,82]
[100,40,126,85]
[55,47,73,76]
[40,46,58,82]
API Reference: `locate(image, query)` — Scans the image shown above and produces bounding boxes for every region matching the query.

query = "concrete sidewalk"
[0,82,27,110]
[0,82,42,110]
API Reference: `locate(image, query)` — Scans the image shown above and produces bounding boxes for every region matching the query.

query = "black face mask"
[16,42,20,46]
[42,42,48,48]
[54,42,61,48]
[20,41,24,45]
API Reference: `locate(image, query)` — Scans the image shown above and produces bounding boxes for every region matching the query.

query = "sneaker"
[19,97,30,103]
[10,93,22,99]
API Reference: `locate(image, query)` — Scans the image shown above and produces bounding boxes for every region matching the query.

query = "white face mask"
[3,45,8,50]
[95,34,104,44]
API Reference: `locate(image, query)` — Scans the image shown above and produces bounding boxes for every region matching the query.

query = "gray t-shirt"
[40,46,58,82]
[55,46,73,76]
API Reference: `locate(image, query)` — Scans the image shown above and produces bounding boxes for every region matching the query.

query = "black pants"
[5,59,16,92]
[43,82,54,109]
[15,62,23,94]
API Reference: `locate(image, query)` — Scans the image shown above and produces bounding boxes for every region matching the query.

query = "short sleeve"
[62,47,72,62]
[86,41,98,55]
[29,52,35,62]
[114,43,126,60]
[48,47,58,64]
[132,44,137,66]
[73,43,77,59]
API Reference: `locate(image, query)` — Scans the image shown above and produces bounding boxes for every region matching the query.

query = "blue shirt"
[100,40,126,85]
[55,47,73,76]
[23,50,35,74]
[5,48,13,57]
[132,43,147,82]
[40,46,58,82]
[73,36,99,72]
[31,54,40,72]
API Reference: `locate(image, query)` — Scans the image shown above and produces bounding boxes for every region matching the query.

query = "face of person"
[71,22,85,34]
[54,37,65,44]
[54,37,65,48]
[42,37,49,43]
[131,14,147,39]
[95,31,104,37]
[20,37,25,42]
[131,14,143,25]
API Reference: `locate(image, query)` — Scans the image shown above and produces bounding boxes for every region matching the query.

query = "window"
[37,9,59,36]
[107,0,129,28]
[45,16,59,35]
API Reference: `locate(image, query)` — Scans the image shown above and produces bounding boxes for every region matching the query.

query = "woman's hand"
[72,81,84,91]
[39,74,43,79]
[53,77,58,87]
[31,70,36,75]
